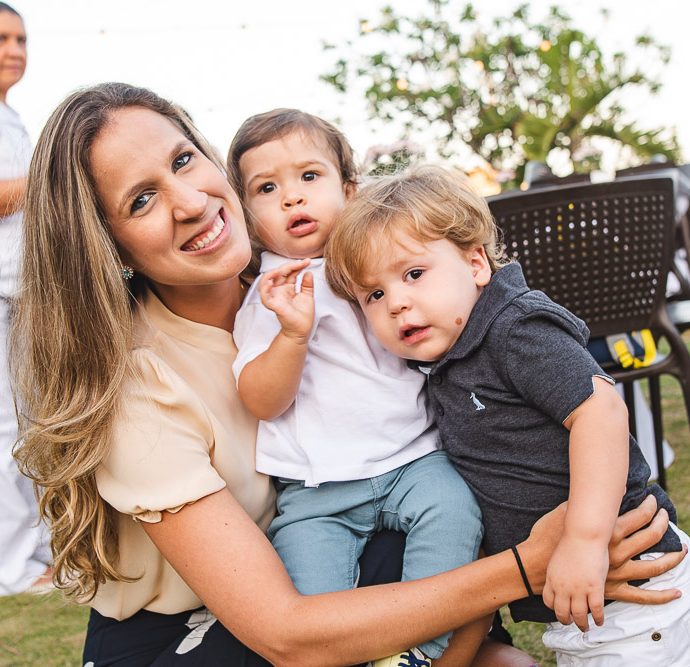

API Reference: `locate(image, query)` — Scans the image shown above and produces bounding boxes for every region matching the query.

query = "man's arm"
[0,177,26,217]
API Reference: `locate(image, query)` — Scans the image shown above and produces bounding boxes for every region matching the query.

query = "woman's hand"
[603,498,686,604]
[518,495,686,605]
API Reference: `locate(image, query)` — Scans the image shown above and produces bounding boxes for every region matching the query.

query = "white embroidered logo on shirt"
[470,392,486,411]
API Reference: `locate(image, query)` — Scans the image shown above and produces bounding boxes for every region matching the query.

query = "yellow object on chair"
[608,329,657,369]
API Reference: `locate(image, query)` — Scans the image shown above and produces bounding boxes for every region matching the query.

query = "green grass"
[0,592,87,666]
[2,365,690,665]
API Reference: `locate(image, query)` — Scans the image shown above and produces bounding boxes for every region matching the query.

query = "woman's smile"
[181,209,227,252]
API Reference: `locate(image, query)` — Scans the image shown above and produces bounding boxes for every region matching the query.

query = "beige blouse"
[92,289,276,620]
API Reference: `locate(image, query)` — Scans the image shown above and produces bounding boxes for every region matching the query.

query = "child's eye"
[302,171,317,182]
[131,192,154,214]
[366,289,385,304]
[172,152,193,172]
[259,182,276,194]
[405,269,424,281]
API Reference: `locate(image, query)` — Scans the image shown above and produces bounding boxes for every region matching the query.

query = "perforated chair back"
[488,178,675,338]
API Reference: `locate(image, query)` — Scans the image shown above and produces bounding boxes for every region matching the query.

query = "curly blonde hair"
[10,82,225,601]
[326,164,506,302]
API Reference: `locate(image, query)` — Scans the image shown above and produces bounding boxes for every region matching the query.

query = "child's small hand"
[259,259,315,343]
[543,535,609,632]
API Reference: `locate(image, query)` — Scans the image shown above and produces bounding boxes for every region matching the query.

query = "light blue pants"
[268,450,483,659]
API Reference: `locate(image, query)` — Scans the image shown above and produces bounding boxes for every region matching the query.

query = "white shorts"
[542,523,690,666]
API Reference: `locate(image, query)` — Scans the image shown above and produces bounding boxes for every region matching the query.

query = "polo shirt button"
[431,375,442,385]
[437,405,445,416]
[651,631,662,641]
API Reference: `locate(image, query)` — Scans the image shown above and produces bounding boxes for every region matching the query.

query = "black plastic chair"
[488,177,690,489]
[616,164,690,302]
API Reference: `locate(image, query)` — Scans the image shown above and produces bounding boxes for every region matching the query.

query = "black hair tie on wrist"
[511,545,535,597]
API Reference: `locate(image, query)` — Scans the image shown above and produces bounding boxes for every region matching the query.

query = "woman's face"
[90,106,251,296]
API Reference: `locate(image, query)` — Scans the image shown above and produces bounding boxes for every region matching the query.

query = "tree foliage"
[321,1,679,181]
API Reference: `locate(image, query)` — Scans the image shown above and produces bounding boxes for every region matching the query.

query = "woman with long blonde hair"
[11,82,684,666]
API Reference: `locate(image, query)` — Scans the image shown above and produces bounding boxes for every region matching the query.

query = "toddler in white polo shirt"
[227,109,485,667]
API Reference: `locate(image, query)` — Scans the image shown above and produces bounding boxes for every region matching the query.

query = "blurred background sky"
[8,0,690,168]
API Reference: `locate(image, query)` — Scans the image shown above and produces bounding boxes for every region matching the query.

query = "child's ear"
[344,181,357,200]
[469,247,491,287]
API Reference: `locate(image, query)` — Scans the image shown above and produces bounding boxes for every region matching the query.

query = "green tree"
[322,1,679,183]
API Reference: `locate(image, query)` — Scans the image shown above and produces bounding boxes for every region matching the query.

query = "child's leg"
[268,479,375,594]
[542,523,690,666]
[381,451,484,659]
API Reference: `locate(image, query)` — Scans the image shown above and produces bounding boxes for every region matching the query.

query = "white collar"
[259,250,325,273]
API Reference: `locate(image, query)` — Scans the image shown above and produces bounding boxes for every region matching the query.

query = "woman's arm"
[0,177,26,217]
[143,489,684,667]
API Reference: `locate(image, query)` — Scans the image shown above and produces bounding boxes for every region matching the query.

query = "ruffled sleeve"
[96,348,226,523]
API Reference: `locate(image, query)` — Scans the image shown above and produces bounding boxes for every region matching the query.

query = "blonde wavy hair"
[326,164,507,302]
[10,82,225,601]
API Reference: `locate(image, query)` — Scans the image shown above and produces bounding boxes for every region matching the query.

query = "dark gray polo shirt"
[423,262,680,622]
